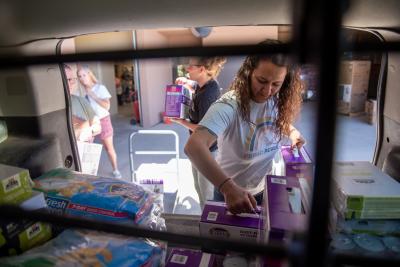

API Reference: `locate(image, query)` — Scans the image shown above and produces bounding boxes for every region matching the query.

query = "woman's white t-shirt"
[86,84,111,119]
[199,91,280,195]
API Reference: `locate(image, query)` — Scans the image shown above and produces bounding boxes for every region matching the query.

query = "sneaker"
[112,170,122,179]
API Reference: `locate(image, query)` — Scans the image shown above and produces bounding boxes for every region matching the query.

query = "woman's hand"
[289,128,306,149]
[219,179,257,214]
[175,77,196,93]
[175,77,188,85]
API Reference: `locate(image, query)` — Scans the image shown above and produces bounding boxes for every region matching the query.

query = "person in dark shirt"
[172,56,226,208]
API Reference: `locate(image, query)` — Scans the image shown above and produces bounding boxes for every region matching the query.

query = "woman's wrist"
[218,178,233,194]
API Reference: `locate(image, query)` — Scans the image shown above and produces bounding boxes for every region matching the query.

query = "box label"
[2,175,21,193]
[338,84,352,102]
[271,177,287,185]
[26,222,42,240]
[207,212,218,221]
[171,254,188,264]
[45,196,70,215]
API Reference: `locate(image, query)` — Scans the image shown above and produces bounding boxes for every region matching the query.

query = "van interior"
[0,0,399,266]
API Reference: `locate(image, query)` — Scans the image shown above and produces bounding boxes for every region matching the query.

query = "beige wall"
[136,29,173,128]
[202,26,278,46]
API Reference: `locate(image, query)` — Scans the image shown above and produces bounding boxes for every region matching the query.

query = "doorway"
[114,61,141,125]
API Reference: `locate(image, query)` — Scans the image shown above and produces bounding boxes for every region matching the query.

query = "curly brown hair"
[194,56,227,78]
[229,40,303,139]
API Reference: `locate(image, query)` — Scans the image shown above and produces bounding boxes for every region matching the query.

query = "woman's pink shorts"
[100,116,114,140]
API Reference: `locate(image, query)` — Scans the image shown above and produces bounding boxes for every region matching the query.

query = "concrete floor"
[95,100,377,215]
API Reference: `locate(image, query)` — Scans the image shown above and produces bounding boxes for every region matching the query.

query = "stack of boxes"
[338,60,371,116]
[0,164,52,256]
[330,162,400,256]
[196,146,314,267]
[170,148,400,264]
[365,99,377,125]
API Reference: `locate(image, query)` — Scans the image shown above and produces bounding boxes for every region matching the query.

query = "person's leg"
[102,136,118,172]
[100,116,120,178]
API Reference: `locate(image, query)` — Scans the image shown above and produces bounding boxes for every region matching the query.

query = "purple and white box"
[164,85,192,119]
[165,85,183,118]
[262,175,308,243]
[281,145,313,181]
[200,201,262,242]
[165,248,220,267]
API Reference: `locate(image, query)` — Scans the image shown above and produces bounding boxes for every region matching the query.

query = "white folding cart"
[128,129,180,183]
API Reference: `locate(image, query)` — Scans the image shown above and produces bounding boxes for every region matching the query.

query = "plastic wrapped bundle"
[1,229,164,267]
[33,168,165,230]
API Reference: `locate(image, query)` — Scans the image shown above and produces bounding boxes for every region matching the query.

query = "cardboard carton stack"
[330,161,400,257]
[281,145,314,181]
[258,146,314,267]
[365,99,377,125]
[0,164,52,256]
[332,161,400,220]
[338,60,371,115]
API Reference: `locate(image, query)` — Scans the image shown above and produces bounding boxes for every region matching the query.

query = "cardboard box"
[333,161,400,219]
[281,145,314,181]
[365,99,377,125]
[0,221,52,256]
[200,201,262,243]
[165,248,222,267]
[0,164,33,205]
[0,190,51,256]
[262,175,308,243]
[338,60,371,115]
[165,85,192,119]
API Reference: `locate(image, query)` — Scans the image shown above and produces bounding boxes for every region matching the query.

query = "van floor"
[96,100,376,215]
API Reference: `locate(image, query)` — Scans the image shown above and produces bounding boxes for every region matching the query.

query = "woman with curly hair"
[172,56,227,208]
[184,40,305,214]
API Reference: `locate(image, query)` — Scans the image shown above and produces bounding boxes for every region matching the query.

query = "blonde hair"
[77,64,98,85]
[195,56,227,78]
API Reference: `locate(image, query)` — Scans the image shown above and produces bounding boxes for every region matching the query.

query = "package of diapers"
[1,229,164,267]
[33,168,165,230]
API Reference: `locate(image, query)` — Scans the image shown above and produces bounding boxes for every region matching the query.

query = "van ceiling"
[0,0,399,48]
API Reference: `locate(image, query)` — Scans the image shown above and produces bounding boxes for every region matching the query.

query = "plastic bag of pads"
[33,168,165,230]
[1,229,165,267]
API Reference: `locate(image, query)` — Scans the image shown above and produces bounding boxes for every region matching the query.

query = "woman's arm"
[185,126,257,214]
[86,89,110,110]
[170,118,198,131]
